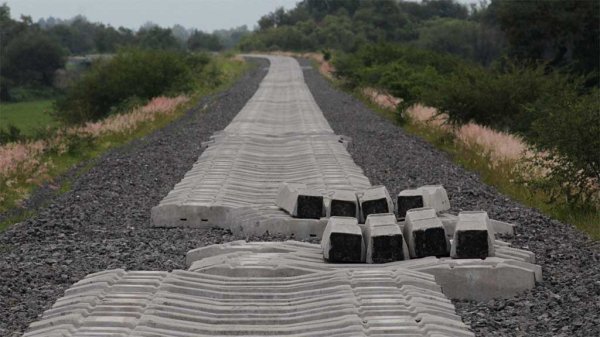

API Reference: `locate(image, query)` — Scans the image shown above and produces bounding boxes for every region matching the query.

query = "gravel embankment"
[0,60,271,336]
[298,58,600,337]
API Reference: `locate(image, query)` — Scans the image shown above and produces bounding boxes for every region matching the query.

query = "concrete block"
[358,185,394,223]
[397,189,424,219]
[451,211,495,259]
[322,216,364,263]
[420,185,450,212]
[325,190,359,218]
[276,182,324,219]
[404,208,450,258]
[363,213,409,263]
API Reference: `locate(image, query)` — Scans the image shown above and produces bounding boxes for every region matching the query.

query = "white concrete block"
[363,213,409,263]
[420,185,451,212]
[451,211,495,259]
[358,185,394,223]
[325,190,359,218]
[322,216,364,263]
[404,208,450,258]
[276,182,324,219]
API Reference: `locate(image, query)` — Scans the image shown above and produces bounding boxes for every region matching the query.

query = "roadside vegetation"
[0,3,250,229]
[243,0,599,239]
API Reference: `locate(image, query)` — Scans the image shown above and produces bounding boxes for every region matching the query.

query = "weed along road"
[1,56,598,337]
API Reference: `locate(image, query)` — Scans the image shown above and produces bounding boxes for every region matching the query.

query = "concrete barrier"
[404,208,450,258]
[362,213,409,263]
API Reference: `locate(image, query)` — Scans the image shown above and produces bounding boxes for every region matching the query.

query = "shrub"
[527,87,600,206]
[53,48,204,124]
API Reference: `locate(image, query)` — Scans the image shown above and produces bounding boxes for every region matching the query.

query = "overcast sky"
[5,0,478,32]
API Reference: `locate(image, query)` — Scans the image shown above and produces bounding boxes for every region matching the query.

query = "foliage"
[53,49,208,124]
[136,26,182,51]
[187,30,223,51]
[527,88,600,206]
[492,0,600,84]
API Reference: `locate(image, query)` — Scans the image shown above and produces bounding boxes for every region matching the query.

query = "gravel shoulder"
[0,60,270,336]
[298,58,599,337]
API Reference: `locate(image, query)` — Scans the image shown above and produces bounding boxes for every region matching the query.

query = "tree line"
[0,3,250,101]
[240,0,599,83]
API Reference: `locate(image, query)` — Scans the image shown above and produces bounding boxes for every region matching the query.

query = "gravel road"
[298,58,600,337]
[1,56,598,337]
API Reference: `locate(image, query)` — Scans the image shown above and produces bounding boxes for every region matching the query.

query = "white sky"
[5,0,479,32]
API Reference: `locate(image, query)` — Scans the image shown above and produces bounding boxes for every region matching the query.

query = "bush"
[527,87,600,206]
[0,124,22,144]
[53,49,206,124]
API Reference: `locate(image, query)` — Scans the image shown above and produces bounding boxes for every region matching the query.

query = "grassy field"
[0,100,56,137]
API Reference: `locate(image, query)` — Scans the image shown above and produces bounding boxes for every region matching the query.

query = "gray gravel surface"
[298,58,600,337]
[0,60,275,336]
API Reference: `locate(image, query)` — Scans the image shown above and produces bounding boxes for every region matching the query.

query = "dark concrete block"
[455,230,489,259]
[330,200,357,217]
[361,198,389,220]
[371,234,405,263]
[328,233,363,263]
[412,227,449,258]
[397,195,424,219]
[297,195,324,219]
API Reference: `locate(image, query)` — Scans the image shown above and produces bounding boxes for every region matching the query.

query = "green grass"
[0,56,250,231]
[0,100,56,137]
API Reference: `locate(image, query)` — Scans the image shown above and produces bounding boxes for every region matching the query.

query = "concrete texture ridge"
[450,211,495,259]
[186,240,541,301]
[27,249,475,337]
[151,55,371,238]
[362,213,409,263]
[404,208,450,259]
[321,216,364,262]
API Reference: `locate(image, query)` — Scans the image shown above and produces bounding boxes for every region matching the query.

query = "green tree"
[136,26,180,51]
[2,29,65,86]
[187,31,223,51]
[493,0,599,82]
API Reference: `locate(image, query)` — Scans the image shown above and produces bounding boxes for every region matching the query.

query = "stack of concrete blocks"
[362,213,409,263]
[450,211,495,259]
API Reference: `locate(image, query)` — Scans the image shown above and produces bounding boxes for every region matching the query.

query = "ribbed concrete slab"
[186,240,541,301]
[26,257,474,337]
[152,56,370,237]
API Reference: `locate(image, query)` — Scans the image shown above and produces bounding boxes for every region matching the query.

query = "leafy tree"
[136,26,180,51]
[493,0,599,82]
[2,29,65,86]
[187,30,223,51]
